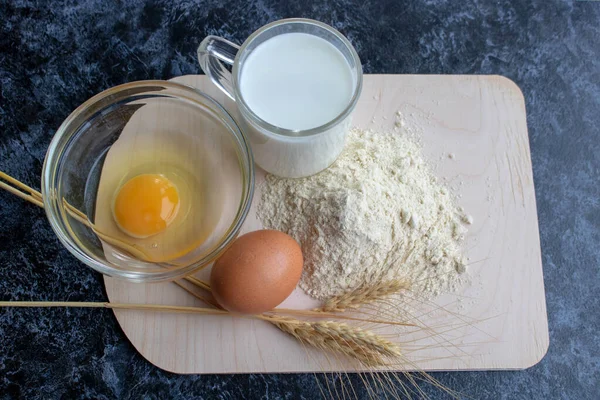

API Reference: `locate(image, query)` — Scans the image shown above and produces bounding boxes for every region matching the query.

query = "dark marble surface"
[0,0,599,398]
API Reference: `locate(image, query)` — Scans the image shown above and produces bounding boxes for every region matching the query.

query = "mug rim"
[231,18,363,138]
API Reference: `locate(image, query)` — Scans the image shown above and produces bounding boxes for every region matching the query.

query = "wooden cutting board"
[104,74,548,374]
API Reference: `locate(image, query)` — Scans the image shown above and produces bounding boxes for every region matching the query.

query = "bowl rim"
[42,80,255,282]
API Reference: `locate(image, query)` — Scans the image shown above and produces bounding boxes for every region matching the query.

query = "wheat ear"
[317,279,410,313]
[265,316,402,367]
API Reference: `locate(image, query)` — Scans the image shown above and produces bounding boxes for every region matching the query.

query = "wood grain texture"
[104,74,548,373]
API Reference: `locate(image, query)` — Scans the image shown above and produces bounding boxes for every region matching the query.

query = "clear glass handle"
[197,36,240,101]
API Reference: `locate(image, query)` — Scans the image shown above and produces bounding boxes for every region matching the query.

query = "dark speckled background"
[1,0,599,399]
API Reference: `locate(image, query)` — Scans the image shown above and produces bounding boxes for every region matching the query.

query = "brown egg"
[210,230,303,314]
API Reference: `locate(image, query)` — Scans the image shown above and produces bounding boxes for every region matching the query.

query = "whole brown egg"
[210,230,303,314]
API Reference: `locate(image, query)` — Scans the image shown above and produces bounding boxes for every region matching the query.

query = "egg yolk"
[112,174,180,238]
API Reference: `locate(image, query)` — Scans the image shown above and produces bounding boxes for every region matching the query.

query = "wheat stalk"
[317,279,410,313]
[265,316,402,367]
[0,300,403,366]
[0,301,231,316]
[0,172,466,398]
[0,172,406,367]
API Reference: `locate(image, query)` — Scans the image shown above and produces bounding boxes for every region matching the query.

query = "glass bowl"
[42,81,254,282]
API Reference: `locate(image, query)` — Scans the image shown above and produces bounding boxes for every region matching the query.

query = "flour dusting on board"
[258,119,471,300]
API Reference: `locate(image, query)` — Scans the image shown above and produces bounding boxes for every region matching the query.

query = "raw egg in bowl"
[42,81,254,282]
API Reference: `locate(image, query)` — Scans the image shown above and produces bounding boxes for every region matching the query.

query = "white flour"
[257,127,470,300]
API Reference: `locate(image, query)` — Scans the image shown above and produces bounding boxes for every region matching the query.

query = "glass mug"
[197,18,363,178]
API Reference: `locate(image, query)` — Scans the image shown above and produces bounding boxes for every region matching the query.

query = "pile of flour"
[257,127,470,300]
